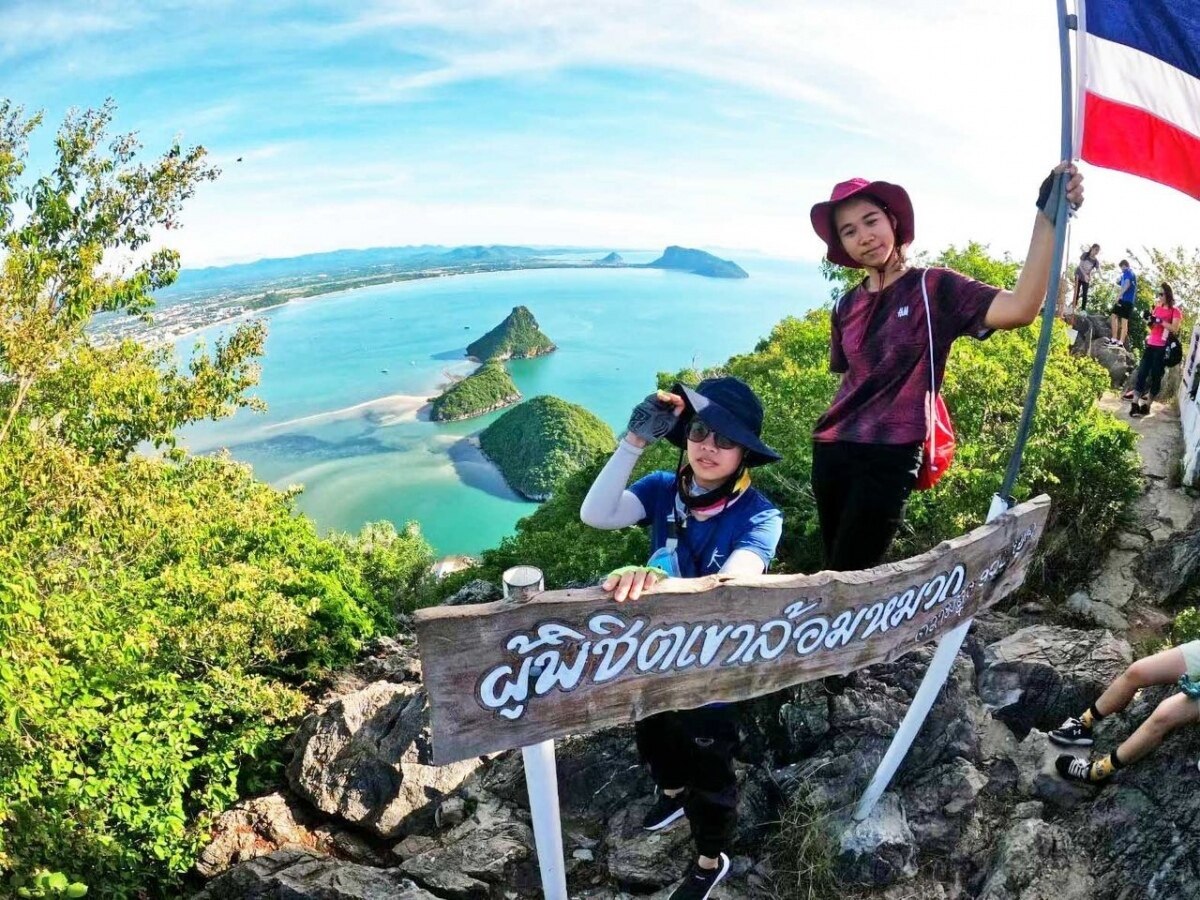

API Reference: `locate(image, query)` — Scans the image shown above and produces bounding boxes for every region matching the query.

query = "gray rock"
[436,796,466,829]
[399,797,534,897]
[1080,336,1133,388]
[1065,592,1129,631]
[443,579,502,606]
[1087,549,1141,609]
[604,802,693,889]
[192,848,439,900]
[287,681,479,838]
[837,793,917,886]
[391,835,436,861]
[901,758,988,854]
[978,626,1131,737]
[1010,730,1097,808]
[195,791,324,878]
[1113,531,1149,551]
[977,819,1094,900]
[1139,520,1200,605]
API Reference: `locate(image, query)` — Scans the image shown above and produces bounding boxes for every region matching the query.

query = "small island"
[466,305,557,362]
[596,251,624,266]
[429,362,522,422]
[479,396,616,501]
[646,245,748,279]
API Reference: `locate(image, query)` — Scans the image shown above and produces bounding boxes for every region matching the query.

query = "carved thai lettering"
[744,619,792,662]
[792,614,830,655]
[507,622,587,654]
[723,623,758,665]
[698,623,736,666]
[478,656,535,719]
[591,614,645,683]
[674,624,706,668]
[533,646,590,695]
[637,625,689,672]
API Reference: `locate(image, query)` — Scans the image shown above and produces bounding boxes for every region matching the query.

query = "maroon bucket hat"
[810,178,915,269]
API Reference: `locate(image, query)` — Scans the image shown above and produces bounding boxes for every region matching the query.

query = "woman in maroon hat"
[807,165,1083,571]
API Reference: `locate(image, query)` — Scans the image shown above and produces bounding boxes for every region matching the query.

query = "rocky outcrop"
[977,626,1131,737]
[192,848,439,900]
[286,680,480,839]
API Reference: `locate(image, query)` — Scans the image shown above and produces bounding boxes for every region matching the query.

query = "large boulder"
[604,801,695,889]
[195,792,325,878]
[837,793,917,886]
[398,796,536,899]
[1138,517,1200,605]
[977,626,1132,737]
[287,681,479,839]
[976,819,1095,900]
[191,848,439,900]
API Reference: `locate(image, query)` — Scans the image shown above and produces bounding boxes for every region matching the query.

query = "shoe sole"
[644,806,686,831]
[697,855,731,900]
[1048,734,1094,747]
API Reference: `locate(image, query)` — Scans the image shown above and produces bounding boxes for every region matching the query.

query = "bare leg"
[1110,314,1118,340]
[1116,692,1200,765]
[1120,319,1129,346]
[1095,647,1186,716]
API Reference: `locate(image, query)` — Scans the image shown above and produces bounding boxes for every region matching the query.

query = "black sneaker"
[669,853,730,900]
[1056,754,1110,784]
[1048,716,1094,747]
[642,789,687,831]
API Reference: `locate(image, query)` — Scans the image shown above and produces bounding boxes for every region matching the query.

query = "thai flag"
[1076,0,1200,200]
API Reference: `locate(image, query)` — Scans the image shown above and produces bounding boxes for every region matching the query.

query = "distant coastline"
[92,244,748,348]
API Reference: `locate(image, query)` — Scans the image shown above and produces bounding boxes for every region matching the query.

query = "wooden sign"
[415,495,1050,764]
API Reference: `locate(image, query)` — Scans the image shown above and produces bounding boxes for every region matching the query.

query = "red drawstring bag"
[914,271,956,490]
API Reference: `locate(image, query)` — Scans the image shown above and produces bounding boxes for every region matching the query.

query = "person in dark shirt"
[807,165,1084,571]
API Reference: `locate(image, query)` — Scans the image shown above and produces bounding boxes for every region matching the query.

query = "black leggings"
[812,440,922,571]
[1134,344,1167,399]
[635,705,739,858]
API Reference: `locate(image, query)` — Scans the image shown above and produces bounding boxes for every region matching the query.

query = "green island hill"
[645,245,748,278]
[465,305,556,362]
[429,362,522,422]
[478,395,616,501]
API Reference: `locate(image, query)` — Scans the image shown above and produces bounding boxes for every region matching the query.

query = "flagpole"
[854,0,1077,822]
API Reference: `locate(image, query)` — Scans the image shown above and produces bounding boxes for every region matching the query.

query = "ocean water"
[177,253,828,554]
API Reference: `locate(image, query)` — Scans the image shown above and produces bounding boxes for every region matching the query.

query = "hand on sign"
[624,390,685,448]
[603,565,669,602]
[1035,162,1083,223]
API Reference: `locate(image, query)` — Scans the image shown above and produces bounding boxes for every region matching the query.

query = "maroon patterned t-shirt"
[812,267,999,445]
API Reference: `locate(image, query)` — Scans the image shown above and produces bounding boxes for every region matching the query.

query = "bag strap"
[920,269,937,466]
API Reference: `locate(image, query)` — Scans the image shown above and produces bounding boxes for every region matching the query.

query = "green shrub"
[429,362,521,421]
[479,396,616,500]
[762,786,841,900]
[0,433,430,897]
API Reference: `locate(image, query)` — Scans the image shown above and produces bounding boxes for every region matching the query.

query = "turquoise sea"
[177,253,828,555]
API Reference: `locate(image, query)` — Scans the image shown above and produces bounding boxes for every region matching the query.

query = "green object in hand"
[606,564,670,581]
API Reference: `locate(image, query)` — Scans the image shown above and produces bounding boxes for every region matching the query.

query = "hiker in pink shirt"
[807,164,1084,571]
[1125,282,1183,417]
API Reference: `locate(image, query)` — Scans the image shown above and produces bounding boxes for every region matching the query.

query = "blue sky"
[3,0,1196,268]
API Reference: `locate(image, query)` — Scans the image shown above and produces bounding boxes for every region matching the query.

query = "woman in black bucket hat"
[579,375,782,900]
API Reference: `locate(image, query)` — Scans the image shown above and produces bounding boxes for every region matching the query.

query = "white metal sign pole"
[503,566,568,900]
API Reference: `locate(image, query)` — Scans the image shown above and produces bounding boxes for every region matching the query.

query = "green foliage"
[429,362,520,421]
[762,786,841,900]
[465,305,555,361]
[931,241,1020,289]
[0,101,437,897]
[1173,607,1200,645]
[0,99,222,448]
[479,395,616,500]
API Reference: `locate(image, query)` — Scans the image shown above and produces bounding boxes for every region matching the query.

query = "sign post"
[502,566,568,900]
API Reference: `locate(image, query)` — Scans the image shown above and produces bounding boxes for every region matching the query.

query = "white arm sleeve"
[579,438,648,530]
[719,548,768,576]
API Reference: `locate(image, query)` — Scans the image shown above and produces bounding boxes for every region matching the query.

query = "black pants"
[1075,277,1090,310]
[635,705,739,858]
[812,440,922,571]
[1134,344,1167,398]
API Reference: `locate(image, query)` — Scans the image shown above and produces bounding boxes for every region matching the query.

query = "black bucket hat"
[665,376,782,467]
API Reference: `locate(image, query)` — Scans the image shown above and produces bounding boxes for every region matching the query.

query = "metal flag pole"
[854,0,1077,822]
[503,565,569,900]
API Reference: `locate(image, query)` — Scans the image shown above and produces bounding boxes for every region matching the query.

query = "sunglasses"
[686,419,741,451]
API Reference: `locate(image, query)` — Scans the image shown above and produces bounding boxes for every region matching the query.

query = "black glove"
[1035,170,1065,223]
[626,393,678,445]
